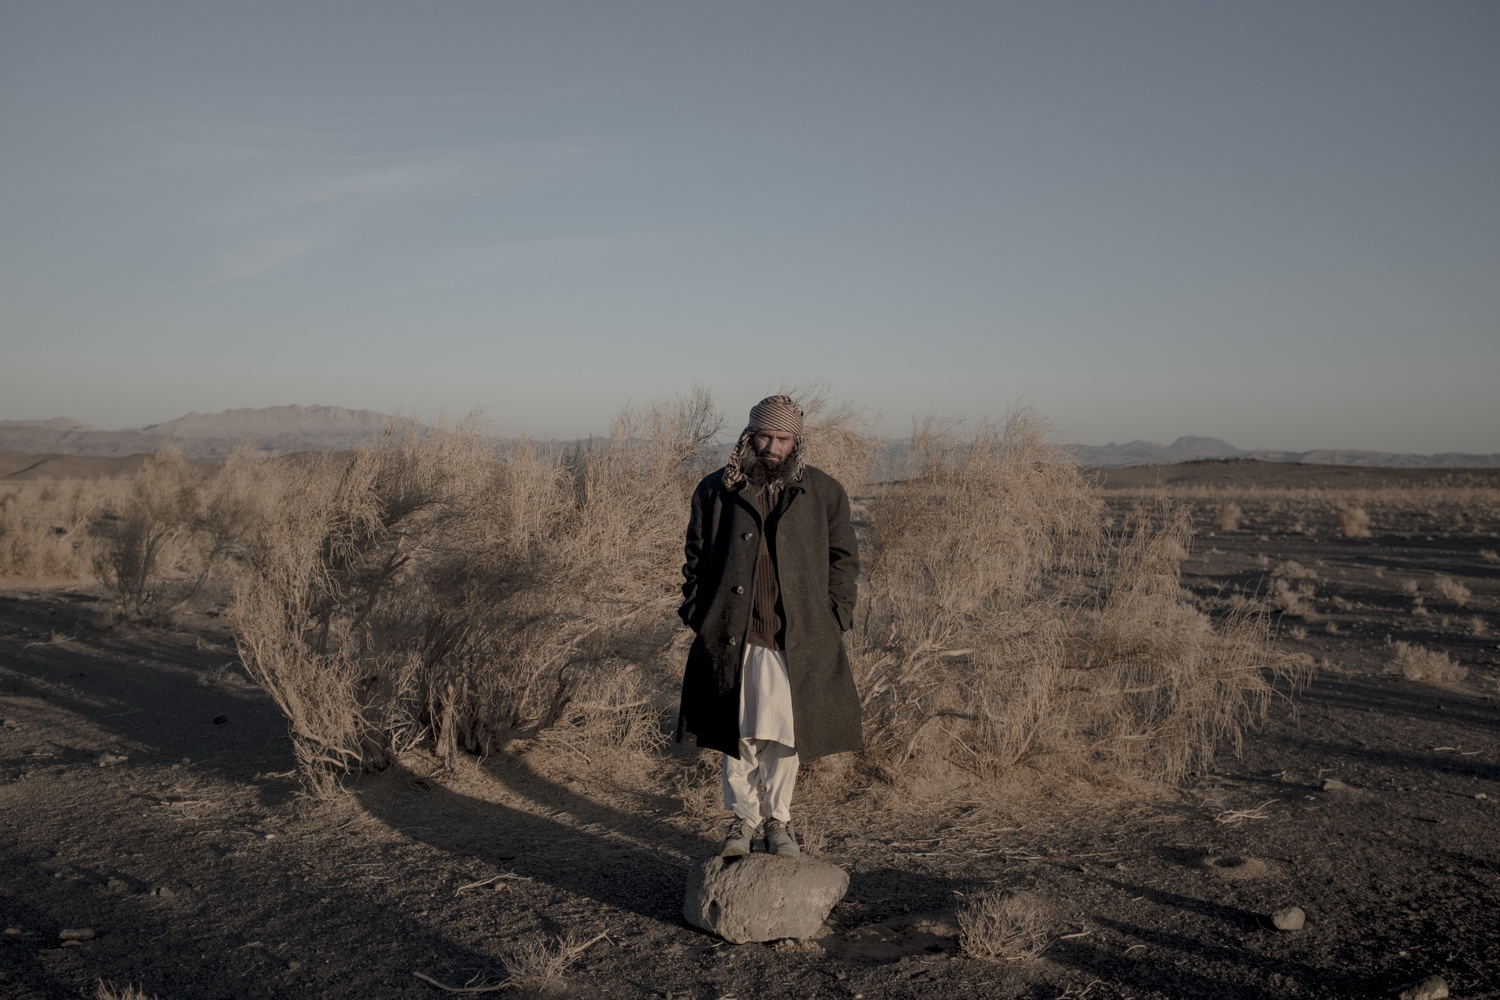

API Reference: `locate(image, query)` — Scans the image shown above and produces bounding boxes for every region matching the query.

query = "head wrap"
[722,395,806,489]
[747,395,803,437]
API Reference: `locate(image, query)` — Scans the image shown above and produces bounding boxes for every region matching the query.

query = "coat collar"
[728,479,804,521]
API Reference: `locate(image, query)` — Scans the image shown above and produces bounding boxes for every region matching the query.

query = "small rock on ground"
[1394,975,1449,1000]
[1270,906,1305,931]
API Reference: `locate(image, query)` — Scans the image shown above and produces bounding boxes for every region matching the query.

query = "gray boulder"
[684,854,849,943]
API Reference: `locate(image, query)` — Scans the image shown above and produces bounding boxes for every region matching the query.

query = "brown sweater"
[746,485,784,650]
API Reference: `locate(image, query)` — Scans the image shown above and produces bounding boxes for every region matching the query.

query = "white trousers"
[723,644,800,825]
[723,737,799,825]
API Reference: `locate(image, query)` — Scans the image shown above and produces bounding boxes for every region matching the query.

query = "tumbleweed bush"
[231,394,720,792]
[958,887,1051,961]
[850,410,1305,789]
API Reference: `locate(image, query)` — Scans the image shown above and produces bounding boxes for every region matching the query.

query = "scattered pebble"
[1270,906,1305,931]
[1320,778,1349,791]
[3,927,22,936]
[58,928,95,942]
[1476,793,1488,800]
[1394,974,1449,1000]
[94,752,127,767]
[287,960,304,972]
[105,877,129,893]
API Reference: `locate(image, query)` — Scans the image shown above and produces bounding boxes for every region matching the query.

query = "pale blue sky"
[2,1,1496,452]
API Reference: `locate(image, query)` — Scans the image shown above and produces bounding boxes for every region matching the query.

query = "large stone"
[684,854,849,943]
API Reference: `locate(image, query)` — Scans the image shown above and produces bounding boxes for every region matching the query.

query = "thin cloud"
[214,229,329,282]
[102,102,601,284]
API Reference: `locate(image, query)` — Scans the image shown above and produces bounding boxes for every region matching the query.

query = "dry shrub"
[958,887,1050,960]
[852,411,1305,788]
[232,394,718,792]
[790,381,881,492]
[1431,574,1471,607]
[1268,578,1316,618]
[1468,615,1488,637]
[1213,500,1243,532]
[96,982,158,1000]
[90,446,267,619]
[1387,640,1467,683]
[1272,559,1316,581]
[501,930,608,996]
[0,479,123,579]
[1480,548,1499,563]
[1336,504,1372,538]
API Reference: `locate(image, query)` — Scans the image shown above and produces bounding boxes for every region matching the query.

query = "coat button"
[741,531,755,540]
[727,637,739,646]
[732,586,745,595]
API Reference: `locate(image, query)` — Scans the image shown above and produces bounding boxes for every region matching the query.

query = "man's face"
[753,429,797,463]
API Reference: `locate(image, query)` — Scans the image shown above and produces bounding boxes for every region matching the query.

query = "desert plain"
[2,455,1498,1000]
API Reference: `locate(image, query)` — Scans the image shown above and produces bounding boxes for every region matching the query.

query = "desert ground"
[2,459,1498,999]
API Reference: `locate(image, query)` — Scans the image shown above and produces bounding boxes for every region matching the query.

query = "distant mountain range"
[0,406,407,460]
[1,407,1496,468]
[1063,435,1500,469]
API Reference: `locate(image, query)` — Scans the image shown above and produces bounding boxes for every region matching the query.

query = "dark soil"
[3,462,1497,999]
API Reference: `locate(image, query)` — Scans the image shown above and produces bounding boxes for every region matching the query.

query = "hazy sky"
[2,1,1496,452]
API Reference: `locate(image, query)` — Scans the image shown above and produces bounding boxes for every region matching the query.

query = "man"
[676,395,861,858]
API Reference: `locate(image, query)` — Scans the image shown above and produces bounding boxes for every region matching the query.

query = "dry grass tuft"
[1268,578,1316,619]
[1272,560,1317,580]
[501,929,609,995]
[1431,574,1471,607]
[96,982,159,1000]
[1213,500,1243,532]
[958,887,1051,960]
[1387,640,1467,683]
[1480,548,1499,563]
[1336,504,1372,538]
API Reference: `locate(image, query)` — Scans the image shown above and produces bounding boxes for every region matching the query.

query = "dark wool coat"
[675,464,861,762]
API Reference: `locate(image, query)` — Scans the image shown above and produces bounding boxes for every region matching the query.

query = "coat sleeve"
[679,478,710,631]
[827,480,859,632]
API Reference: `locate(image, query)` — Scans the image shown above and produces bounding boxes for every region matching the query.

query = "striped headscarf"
[722,395,806,489]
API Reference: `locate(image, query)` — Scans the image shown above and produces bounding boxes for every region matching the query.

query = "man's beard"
[742,450,790,486]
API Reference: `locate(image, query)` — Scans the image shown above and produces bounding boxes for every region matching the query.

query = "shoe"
[764,818,800,857]
[719,818,758,857]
